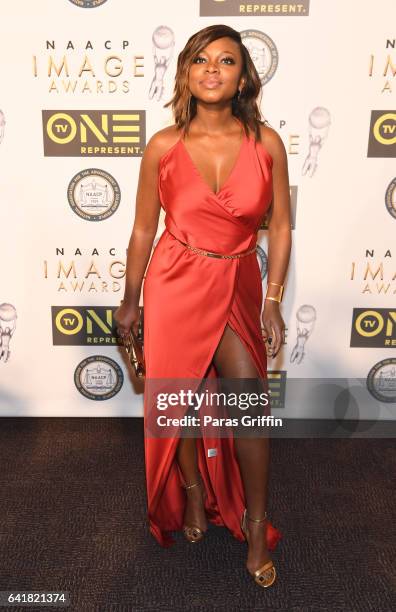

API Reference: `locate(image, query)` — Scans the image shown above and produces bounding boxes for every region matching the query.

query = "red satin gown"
[142,120,282,549]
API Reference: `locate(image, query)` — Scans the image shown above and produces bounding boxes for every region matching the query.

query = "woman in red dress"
[115,24,291,589]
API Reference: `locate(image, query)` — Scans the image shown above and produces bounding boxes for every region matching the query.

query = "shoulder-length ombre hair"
[163,24,269,142]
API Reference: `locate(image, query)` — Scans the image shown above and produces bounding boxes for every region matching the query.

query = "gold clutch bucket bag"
[122,307,145,378]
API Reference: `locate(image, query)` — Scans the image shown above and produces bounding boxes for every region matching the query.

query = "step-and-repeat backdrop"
[1,0,395,419]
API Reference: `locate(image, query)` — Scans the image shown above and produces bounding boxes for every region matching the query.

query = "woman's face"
[188,36,245,104]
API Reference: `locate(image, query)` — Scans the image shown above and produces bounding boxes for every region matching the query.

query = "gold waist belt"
[171,233,257,259]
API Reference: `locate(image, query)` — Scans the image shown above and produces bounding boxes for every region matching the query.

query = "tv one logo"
[52,306,121,345]
[367,111,396,158]
[42,110,146,157]
[350,308,396,347]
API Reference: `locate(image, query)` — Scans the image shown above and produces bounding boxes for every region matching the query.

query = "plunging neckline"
[179,123,247,197]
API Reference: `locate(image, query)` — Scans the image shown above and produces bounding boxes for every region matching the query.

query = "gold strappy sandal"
[181,476,208,543]
[240,508,277,588]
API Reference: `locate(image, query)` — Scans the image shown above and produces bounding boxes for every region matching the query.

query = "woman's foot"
[182,478,208,542]
[244,518,272,575]
[241,509,276,587]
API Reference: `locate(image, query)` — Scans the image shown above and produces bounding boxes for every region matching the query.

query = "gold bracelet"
[265,282,284,303]
[265,296,282,303]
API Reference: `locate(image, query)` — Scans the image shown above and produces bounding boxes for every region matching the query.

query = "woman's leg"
[176,427,207,533]
[213,323,271,573]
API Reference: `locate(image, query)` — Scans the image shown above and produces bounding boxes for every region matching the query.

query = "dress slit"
[145,272,281,550]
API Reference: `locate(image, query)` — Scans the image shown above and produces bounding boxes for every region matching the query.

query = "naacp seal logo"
[240,29,278,86]
[68,0,108,7]
[74,355,123,400]
[67,169,121,221]
[366,358,396,403]
[385,177,396,220]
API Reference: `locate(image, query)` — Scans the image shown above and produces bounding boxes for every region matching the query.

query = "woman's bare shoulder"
[258,122,287,162]
[144,124,183,164]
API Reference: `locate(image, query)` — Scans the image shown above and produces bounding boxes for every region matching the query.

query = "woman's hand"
[114,299,141,340]
[261,301,285,358]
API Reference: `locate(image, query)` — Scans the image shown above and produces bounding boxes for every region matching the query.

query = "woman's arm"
[260,125,292,358]
[115,129,172,336]
[122,134,164,306]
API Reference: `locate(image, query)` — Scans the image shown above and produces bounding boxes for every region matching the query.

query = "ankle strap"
[247,511,267,523]
[182,480,201,490]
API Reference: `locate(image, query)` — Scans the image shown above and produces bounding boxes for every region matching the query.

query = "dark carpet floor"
[0,418,394,612]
